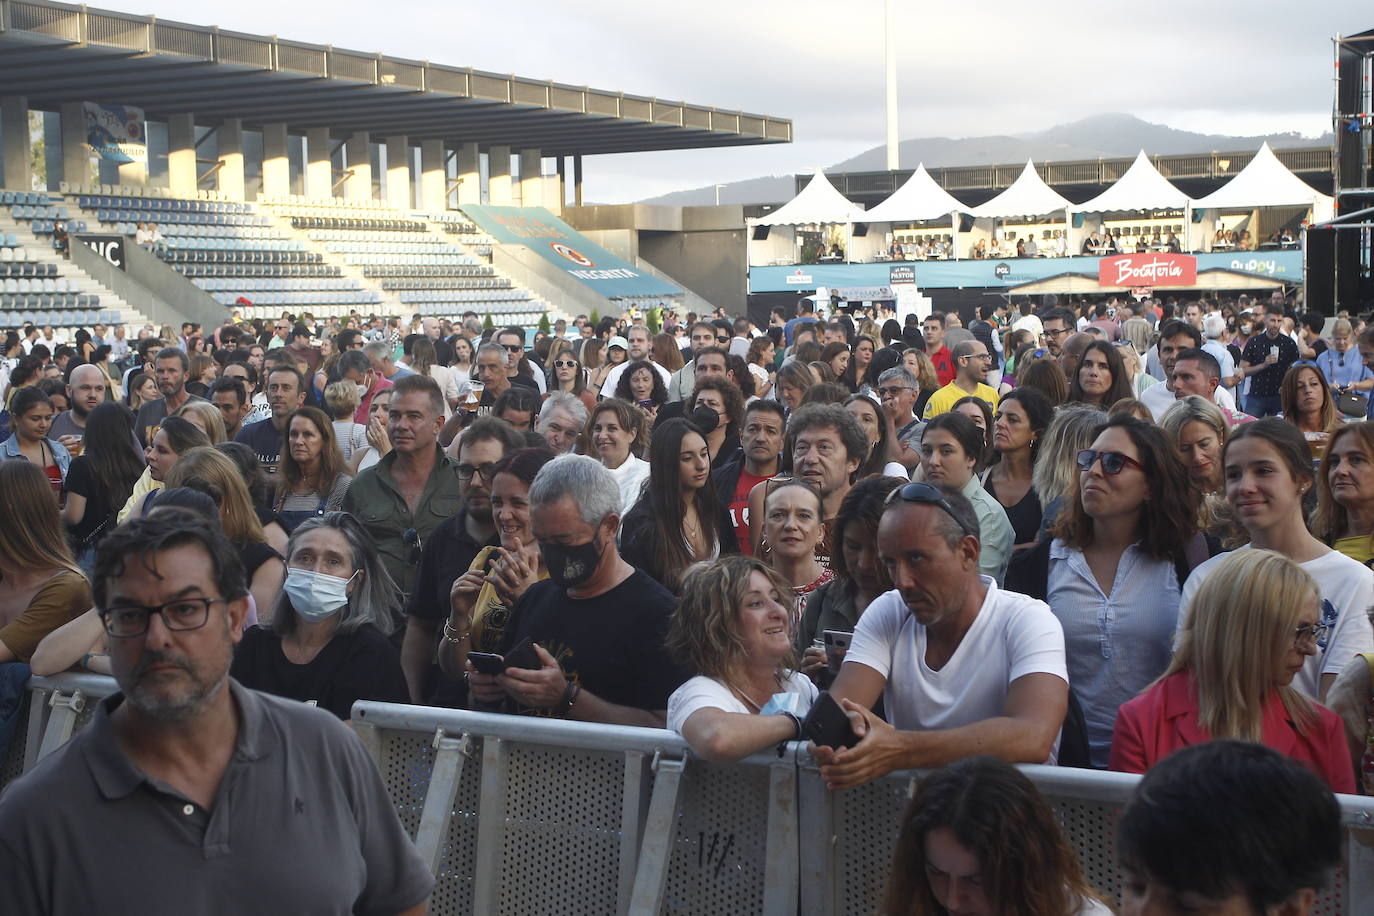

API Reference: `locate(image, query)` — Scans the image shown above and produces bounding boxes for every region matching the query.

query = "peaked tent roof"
[861,164,967,222]
[751,171,867,226]
[1073,150,1195,213]
[970,160,1071,219]
[1193,143,1334,212]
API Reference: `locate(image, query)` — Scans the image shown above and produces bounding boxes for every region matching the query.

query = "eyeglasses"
[457,462,497,482]
[1043,327,1069,338]
[1294,623,1330,649]
[963,352,992,362]
[876,386,912,397]
[100,597,225,638]
[1076,449,1145,475]
[553,359,578,369]
[885,481,978,539]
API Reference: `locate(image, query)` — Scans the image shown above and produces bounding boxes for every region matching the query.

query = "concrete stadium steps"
[261,208,406,318]
[0,211,150,331]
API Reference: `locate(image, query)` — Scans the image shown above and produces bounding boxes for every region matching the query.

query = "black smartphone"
[502,636,540,670]
[466,652,506,675]
[801,692,861,749]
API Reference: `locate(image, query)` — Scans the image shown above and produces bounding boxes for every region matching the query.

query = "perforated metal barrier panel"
[5,678,1373,916]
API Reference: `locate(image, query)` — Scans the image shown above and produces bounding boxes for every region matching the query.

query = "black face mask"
[690,404,720,434]
[540,535,604,589]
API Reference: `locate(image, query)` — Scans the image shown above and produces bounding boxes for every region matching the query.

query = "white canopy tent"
[861,164,967,222]
[1073,150,1195,212]
[970,160,1071,218]
[1193,142,1334,220]
[749,171,867,226]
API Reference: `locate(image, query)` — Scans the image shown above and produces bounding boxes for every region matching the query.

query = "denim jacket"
[1,434,72,478]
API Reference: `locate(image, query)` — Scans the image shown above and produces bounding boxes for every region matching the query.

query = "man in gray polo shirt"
[0,513,432,915]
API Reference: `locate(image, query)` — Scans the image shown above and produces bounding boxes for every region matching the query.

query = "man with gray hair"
[536,392,588,455]
[465,455,687,725]
[877,366,923,470]
[1200,312,1241,394]
[362,339,414,382]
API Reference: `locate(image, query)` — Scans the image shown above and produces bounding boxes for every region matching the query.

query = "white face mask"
[284,568,358,621]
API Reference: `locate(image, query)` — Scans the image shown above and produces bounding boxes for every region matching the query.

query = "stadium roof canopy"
[0,0,793,156]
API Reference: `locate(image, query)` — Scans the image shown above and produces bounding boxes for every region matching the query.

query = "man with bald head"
[1058,332,1093,384]
[51,363,115,453]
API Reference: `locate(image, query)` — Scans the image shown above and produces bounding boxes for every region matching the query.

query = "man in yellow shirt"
[922,340,1000,418]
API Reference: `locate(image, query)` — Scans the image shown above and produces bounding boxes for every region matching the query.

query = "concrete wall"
[71,238,228,331]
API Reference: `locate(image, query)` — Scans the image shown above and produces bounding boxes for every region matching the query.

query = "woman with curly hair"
[666,555,817,762]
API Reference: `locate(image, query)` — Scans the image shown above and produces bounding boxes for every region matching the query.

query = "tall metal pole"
[885,0,898,172]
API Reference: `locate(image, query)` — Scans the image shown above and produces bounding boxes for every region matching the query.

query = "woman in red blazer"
[1110,549,1355,793]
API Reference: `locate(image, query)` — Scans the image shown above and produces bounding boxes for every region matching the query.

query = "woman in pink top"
[1111,549,1354,793]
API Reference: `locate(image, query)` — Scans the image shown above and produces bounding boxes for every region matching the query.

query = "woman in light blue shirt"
[1314,319,1374,409]
[1038,415,1202,767]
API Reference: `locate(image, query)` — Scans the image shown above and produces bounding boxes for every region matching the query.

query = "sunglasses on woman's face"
[1076,449,1145,475]
[554,360,578,369]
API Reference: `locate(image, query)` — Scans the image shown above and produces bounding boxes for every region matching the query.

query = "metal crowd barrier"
[5,675,1373,916]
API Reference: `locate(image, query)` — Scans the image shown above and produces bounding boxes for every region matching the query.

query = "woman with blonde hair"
[323,380,367,462]
[172,399,226,444]
[1111,549,1354,792]
[1030,404,1106,539]
[162,447,285,618]
[0,461,92,662]
[666,555,817,762]
[775,360,816,415]
[1311,421,1374,565]
[1160,395,1243,547]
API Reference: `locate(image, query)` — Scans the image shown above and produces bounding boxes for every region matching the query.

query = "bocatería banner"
[460,205,680,299]
[83,103,147,164]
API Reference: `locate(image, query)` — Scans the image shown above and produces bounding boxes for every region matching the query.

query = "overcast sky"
[95,0,1371,201]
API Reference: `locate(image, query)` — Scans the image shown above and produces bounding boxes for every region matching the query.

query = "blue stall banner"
[460,206,681,299]
[750,250,1304,293]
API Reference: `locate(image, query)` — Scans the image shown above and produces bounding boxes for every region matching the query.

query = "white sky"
[91,0,1368,201]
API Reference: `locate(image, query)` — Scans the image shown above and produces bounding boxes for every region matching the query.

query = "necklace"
[731,687,764,713]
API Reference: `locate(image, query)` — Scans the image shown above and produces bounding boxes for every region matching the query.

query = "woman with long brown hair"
[619,418,736,593]
[880,756,1109,916]
[0,461,91,662]
[1312,422,1374,565]
[274,406,351,533]
[1280,362,1337,456]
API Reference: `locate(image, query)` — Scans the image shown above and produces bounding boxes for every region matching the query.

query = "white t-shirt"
[606,454,650,517]
[667,672,818,734]
[844,580,1068,762]
[1141,378,1236,421]
[1180,546,1374,699]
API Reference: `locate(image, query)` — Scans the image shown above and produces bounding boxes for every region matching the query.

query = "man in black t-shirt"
[1240,303,1299,418]
[233,365,305,474]
[465,455,687,726]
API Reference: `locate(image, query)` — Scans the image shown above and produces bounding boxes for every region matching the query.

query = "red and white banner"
[1098,252,1197,288]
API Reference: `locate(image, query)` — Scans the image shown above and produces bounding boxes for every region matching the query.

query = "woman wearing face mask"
[437,448,556,689]
[919,412,1014,584]
[230,512,408,721]
[687,377,744,468]
[620,419,737,594]
[1111,549,1353,793]
[1179,419,1374,704]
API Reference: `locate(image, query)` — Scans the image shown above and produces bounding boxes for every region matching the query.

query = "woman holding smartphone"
[437,448,556,684]
[667,555,818,762]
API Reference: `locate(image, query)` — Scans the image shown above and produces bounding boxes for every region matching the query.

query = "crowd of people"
[0,290,1370,914]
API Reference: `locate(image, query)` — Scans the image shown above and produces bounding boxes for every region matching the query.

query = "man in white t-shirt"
[811,483,1068,788]
[1179,545,1374,701]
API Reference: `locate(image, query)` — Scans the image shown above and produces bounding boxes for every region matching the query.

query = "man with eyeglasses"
[876,366,924,470]
[403,417,524,705]
[809,482,1068,789]
[0,512,434,913]
[922,340,999,420]
[1039,308,1073,359]
[344,375,463,604]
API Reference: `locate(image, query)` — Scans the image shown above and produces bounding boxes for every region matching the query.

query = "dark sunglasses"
[1076,449,1145,475]
[885,482,977,539]
[502,344,524,353]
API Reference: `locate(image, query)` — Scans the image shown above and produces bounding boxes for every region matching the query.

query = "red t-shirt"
[730,469,770,555]
[930,347,956,386]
